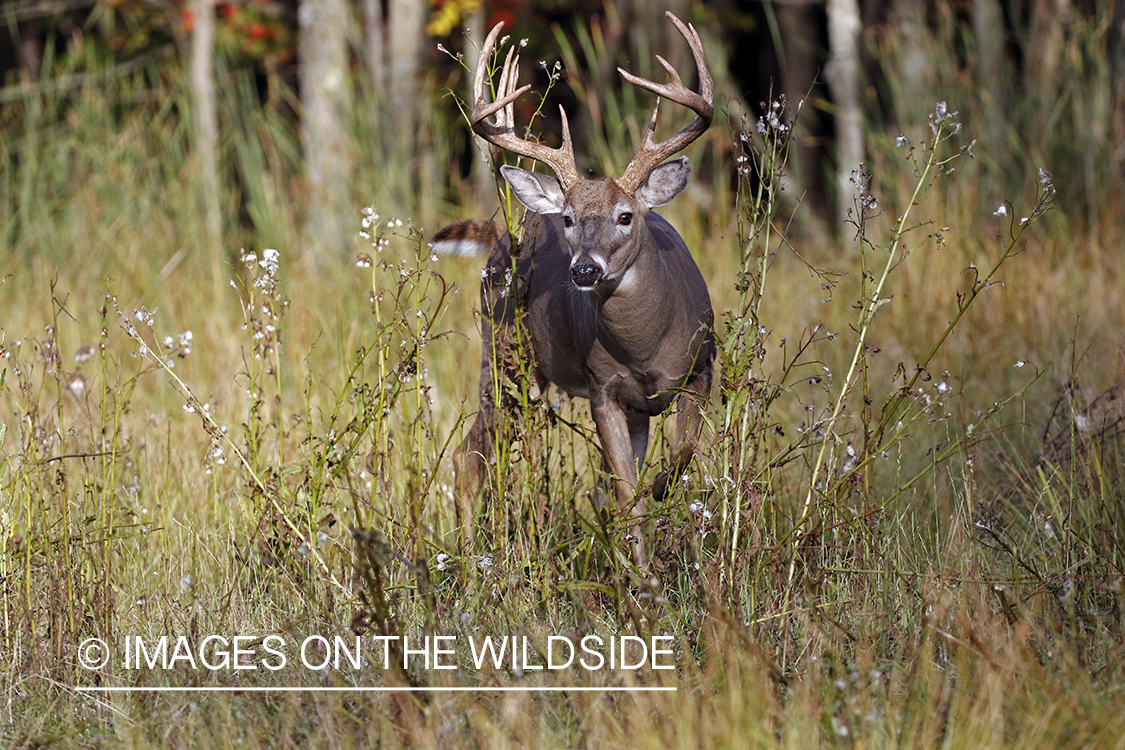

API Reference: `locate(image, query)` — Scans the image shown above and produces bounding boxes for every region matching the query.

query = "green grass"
[3,33,1125,750]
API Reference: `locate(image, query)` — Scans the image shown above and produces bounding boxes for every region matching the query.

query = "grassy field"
[3,33,1125,749]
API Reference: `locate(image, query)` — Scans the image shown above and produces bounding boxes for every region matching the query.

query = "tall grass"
[2,20,1125,749]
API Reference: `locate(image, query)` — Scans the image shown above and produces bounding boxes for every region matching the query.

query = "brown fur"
[431,220,502,257]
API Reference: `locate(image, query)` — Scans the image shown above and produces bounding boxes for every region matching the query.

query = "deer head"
[470,12,713,291]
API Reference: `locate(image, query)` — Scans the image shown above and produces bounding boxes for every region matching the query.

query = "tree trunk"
[18,22,44,83]
[973,0,1007,164]
[191,0,222,293]
[388,0,425,146]
[1028,0,1068,96]
[889,0,934,129]
[774,1,831,233]
[826,0,865,225]
[465,6,493,209]
[1111,0,1125,142]
[362,0,386,92]
[299,0,351,262]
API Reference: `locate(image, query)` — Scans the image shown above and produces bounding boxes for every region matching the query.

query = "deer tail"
[431,219,502,257]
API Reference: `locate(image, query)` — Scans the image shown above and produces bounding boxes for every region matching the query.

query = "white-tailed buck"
[435,12,714,568]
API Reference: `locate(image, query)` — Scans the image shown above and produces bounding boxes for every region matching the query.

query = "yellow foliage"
[426,0,481,38]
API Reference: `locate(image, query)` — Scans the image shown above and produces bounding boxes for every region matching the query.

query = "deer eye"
[617,212,633,227]
[562,215,574,228]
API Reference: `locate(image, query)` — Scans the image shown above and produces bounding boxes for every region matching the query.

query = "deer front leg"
[591,394,651,568]
[653,365,712,501]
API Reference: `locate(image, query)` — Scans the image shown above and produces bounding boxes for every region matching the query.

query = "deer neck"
[575,219,675,357]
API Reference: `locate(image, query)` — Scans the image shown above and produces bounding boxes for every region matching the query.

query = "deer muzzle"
[570,262,604,288]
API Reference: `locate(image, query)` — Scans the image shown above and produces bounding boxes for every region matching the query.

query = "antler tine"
[471,23,504,115]
[617,12,714,194]
[469,22,579,188]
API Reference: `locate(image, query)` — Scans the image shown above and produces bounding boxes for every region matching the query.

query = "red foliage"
[488,10,516,29]
[486,0,527,31]
[245,22,269,41]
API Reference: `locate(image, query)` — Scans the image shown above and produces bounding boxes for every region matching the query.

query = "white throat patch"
[615,266,639,293]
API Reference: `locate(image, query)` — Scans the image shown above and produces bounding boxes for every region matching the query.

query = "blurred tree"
[1113,0,1125,138]
[362,0,386,91]
[190,0,223,293]
[973,0,1008,166]
[826,0,863,224]
[298,0,351,261]
[389,0,425,146]
[886,0,934,129]
[773,0,831,232]
[463,3,493,209]
[1028,0,1069,98]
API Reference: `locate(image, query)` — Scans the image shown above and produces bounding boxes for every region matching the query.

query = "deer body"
[442,13,715,567]
[503,181,713,409]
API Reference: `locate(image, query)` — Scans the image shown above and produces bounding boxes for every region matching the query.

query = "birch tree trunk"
[465,7,492,209]
[826,0,865,225]
[298,0,351,262]
[388,0,425,147]
[191,0,222,293]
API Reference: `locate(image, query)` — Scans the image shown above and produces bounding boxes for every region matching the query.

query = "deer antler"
[617,12,714,194]
[471,23,579,189]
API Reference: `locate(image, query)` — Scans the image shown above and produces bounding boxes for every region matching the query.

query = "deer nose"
[571,263,603,288]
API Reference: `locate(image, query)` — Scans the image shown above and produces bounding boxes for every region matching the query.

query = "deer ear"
[500,165,567,214]
[637,156,690,208]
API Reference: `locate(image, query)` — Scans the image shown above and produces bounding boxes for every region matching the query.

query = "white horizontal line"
[75,686,676,693]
